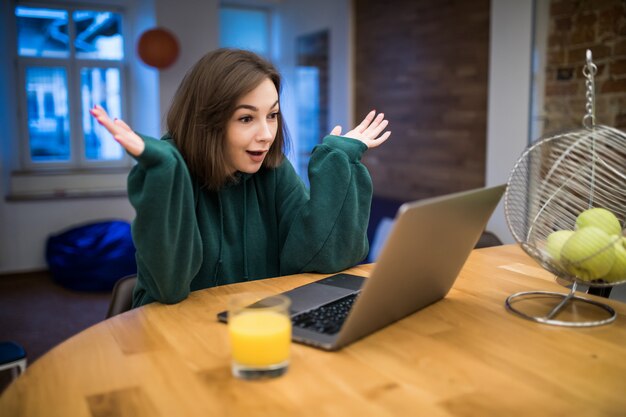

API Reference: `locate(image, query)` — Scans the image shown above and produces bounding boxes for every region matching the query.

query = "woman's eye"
[239,116,253,123]
[268,112,279,120]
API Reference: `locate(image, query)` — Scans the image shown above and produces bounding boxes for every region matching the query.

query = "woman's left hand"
[329,110,391,149]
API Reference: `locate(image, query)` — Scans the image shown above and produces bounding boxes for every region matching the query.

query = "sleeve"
[278,135,372,274]
[128,135,203,305]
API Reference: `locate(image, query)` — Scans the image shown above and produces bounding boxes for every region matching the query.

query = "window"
[15,4,127,170]
[295,31,329,185]
[295,66,320,186]
[219,6,271,58]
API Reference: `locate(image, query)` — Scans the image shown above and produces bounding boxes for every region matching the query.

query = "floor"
[0,271,111,394]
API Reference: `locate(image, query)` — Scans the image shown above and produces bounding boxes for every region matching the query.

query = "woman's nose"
[257,121,274,141]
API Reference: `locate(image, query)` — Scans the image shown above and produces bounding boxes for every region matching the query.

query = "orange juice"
[229,310,291,366]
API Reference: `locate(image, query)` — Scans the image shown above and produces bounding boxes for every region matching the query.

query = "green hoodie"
[129,134,372,307]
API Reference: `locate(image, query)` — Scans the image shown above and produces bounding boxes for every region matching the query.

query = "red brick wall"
[354,0,490,201]
[544,0,626,133]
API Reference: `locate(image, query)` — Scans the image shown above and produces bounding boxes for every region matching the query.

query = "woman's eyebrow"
[234,100,279,112]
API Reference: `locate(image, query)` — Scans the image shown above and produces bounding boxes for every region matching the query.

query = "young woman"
[91,48,391,307]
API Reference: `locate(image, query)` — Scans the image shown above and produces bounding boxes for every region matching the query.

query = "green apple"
[560,226,617,281]
[576,207,622,236]
[603,237,626,283]
[545,230,574,263]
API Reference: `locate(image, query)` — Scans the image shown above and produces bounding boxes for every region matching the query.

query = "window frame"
[15,1,131,172]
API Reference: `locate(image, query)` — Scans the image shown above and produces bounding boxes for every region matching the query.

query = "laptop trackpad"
[284,274,364,314]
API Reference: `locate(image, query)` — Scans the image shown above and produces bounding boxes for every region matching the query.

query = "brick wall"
[544,0,626,133]
[354,0,490,201]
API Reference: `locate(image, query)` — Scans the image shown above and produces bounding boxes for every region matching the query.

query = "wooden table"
[1,245,626,416]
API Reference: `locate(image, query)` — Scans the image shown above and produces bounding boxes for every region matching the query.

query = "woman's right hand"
[90,105,145,157]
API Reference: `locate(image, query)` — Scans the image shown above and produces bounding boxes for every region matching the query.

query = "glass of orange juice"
[228,293,292,380]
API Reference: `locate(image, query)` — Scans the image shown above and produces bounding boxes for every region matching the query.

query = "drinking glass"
[228,293,291,380]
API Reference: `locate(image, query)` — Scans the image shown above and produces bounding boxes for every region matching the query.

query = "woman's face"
[224,78,279,175]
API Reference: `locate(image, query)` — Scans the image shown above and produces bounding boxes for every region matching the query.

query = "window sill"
[7,169,129,202]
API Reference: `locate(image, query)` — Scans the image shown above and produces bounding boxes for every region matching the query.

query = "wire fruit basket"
[504,50,626,327]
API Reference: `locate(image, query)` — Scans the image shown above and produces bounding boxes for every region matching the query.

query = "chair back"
[106,275,137,318]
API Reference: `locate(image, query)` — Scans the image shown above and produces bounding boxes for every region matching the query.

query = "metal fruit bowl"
[504,124,626,289]
[501,50,625,327]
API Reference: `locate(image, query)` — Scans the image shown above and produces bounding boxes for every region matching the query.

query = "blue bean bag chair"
[45,220,136,291]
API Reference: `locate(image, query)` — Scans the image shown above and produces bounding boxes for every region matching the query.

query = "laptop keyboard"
[291,293,359,335]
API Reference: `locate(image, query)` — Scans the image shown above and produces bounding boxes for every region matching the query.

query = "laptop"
[218,184,506,350]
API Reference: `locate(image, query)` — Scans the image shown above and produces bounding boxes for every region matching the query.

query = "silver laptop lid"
[333,185,506,349]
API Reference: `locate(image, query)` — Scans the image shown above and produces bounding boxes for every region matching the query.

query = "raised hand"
[89,105,145,157]
[329,110,391,149]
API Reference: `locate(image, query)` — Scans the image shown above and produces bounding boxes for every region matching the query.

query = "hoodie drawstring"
[213,179,250,284]
[243,185,249,280]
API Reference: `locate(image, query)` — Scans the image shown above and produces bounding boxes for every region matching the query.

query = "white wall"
[530,0,550,141]
[154,0,219,130]
[486,0,535,244]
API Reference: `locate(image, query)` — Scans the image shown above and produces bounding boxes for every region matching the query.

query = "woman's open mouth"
[246,150,267,162]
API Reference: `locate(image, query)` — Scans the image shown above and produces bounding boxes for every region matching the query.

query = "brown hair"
[166,48,289,190]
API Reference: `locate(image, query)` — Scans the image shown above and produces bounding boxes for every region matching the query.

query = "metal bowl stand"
[505,281,616,327]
